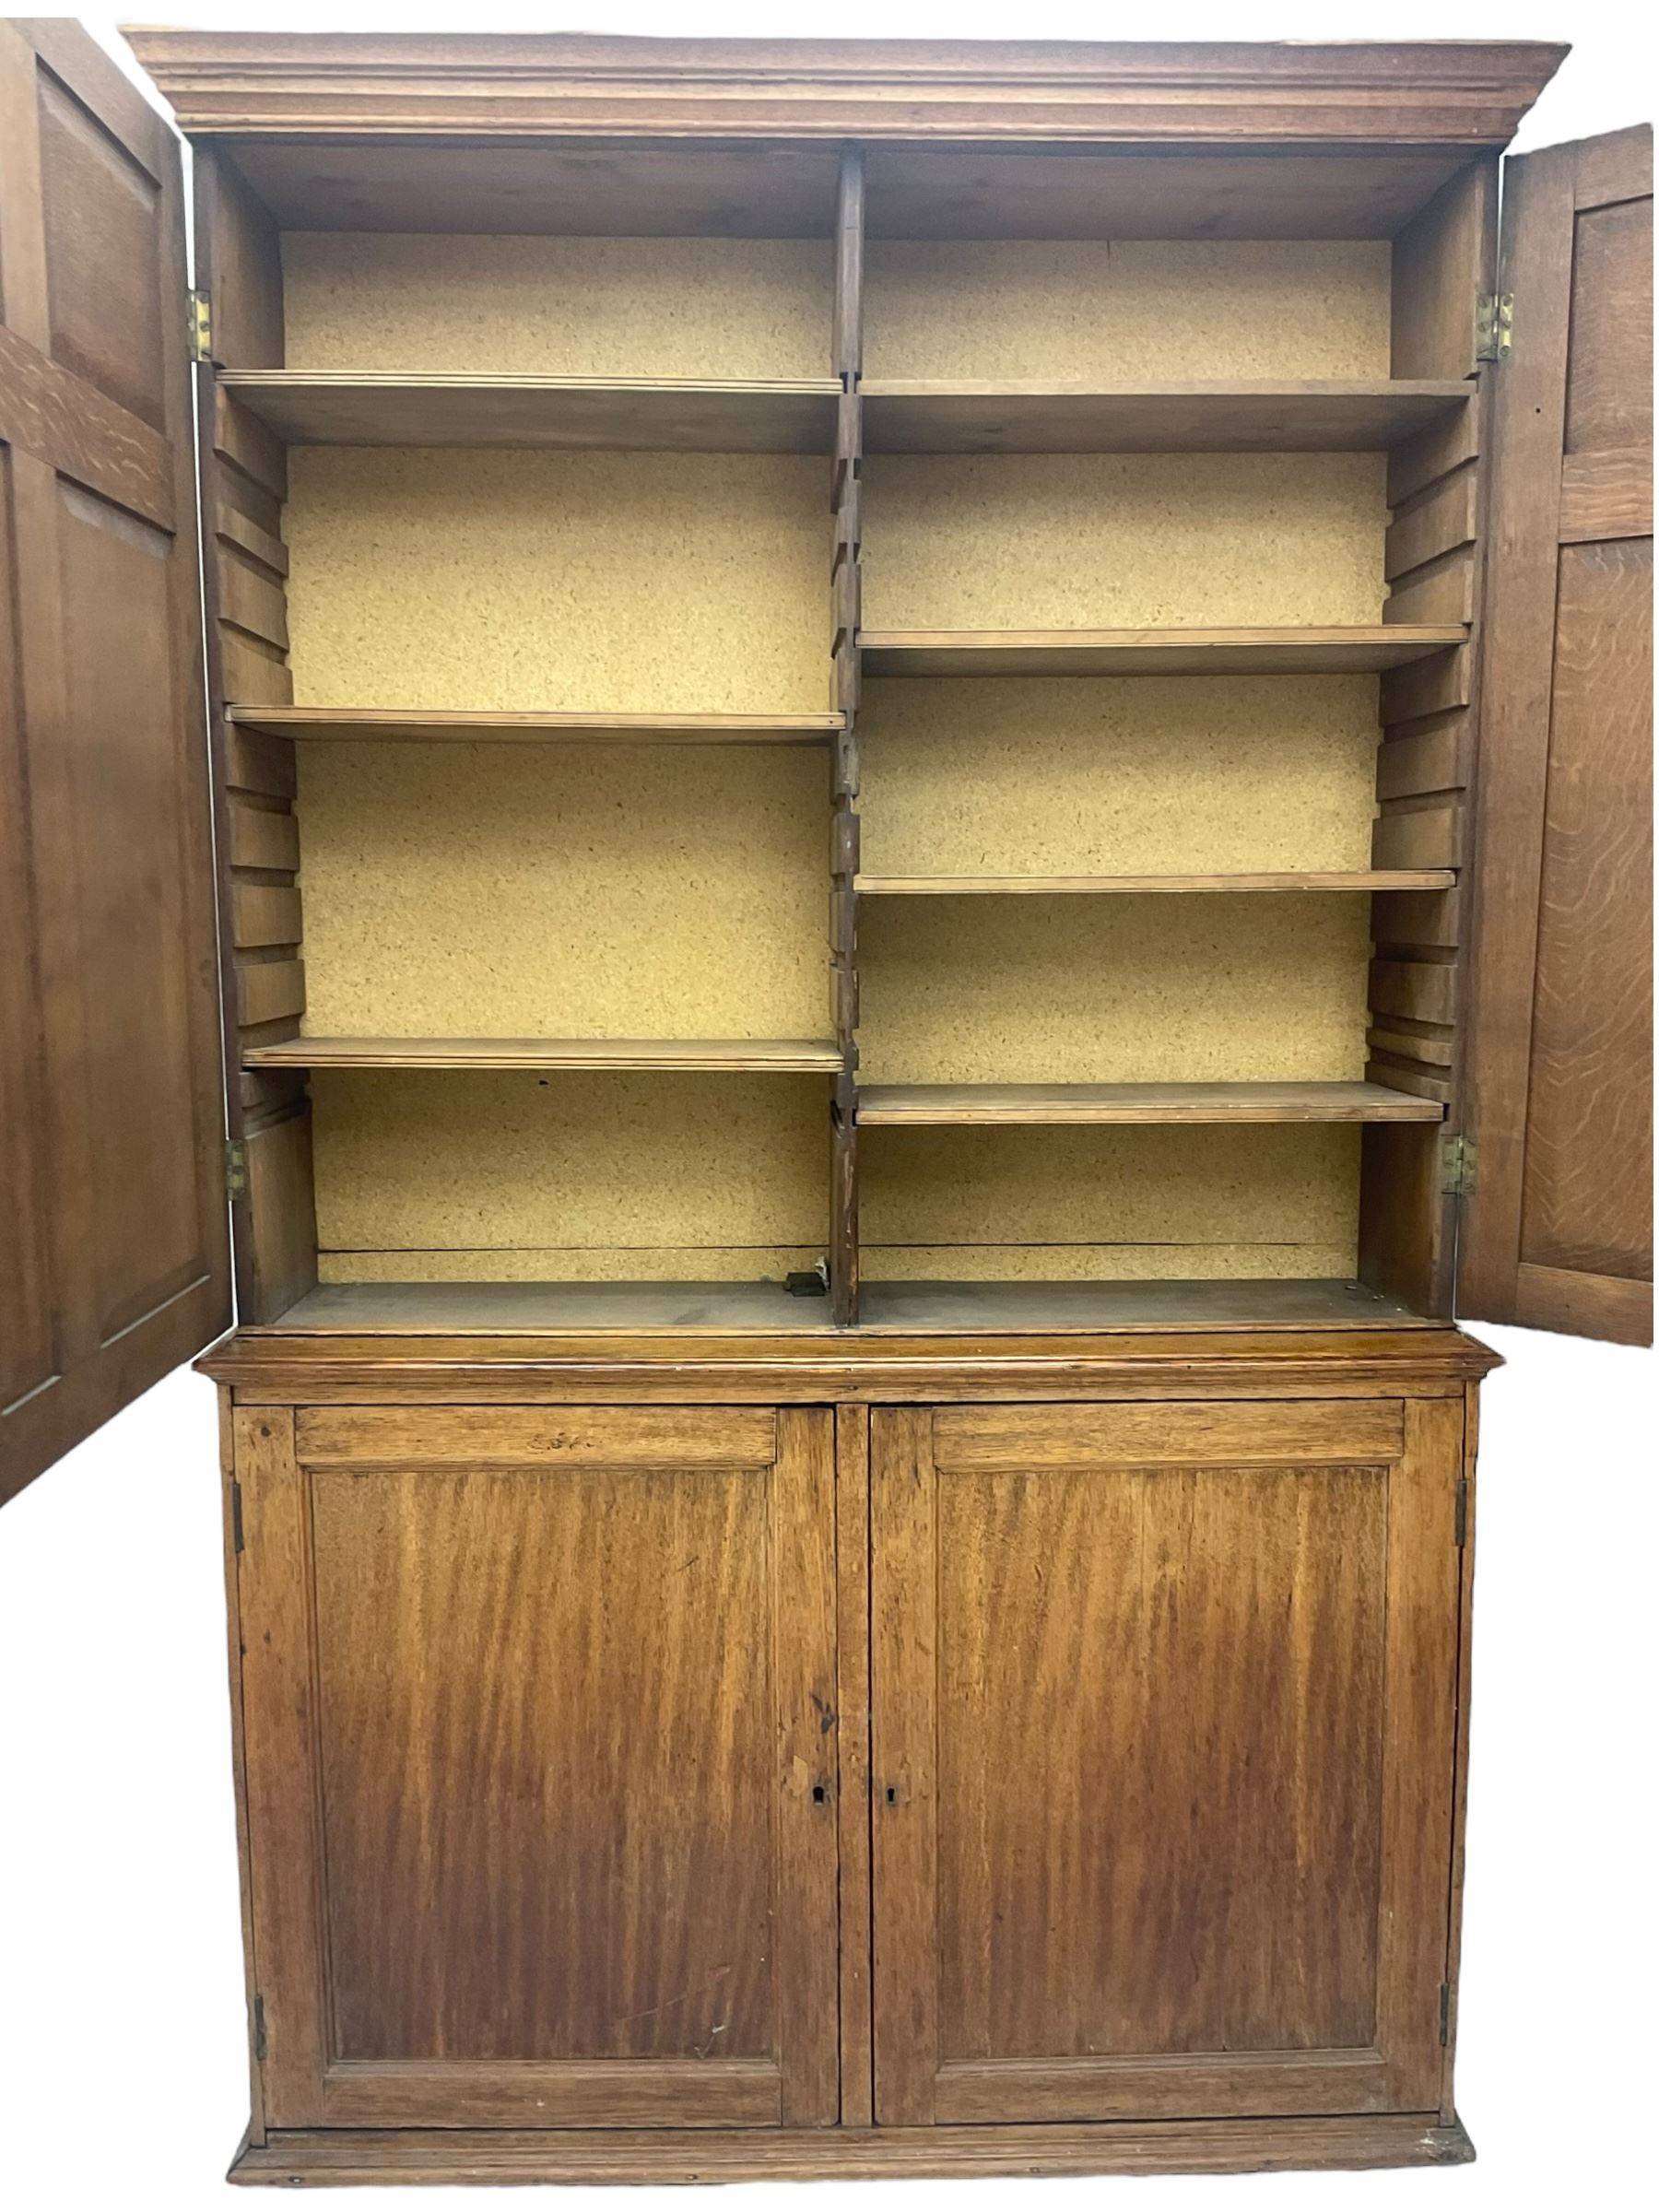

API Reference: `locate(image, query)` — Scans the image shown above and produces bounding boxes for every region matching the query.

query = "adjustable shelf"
[854,870,1456,896]
[241,1038,845,1072]
[218,371,842,453]
[227,707,842,747]
[858,627,1468,677]
[855,1081,1445,1125]
[861,379,1473,455]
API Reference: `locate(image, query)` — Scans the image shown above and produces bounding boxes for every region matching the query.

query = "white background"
[2,4,1653,2208]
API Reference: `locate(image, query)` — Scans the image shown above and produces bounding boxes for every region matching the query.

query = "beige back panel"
[860,1124,1359,1281]
[282,232,833,379]
[857,895,1373,1087]
[862,453,1387,630]
[311,1069,830,1283]
[297,740,829,1039]
[859,676,1380,877]
[864,240,1392,380]
[284,449,830,713]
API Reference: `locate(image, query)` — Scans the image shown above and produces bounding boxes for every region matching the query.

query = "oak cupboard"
[0,22,1650,2186]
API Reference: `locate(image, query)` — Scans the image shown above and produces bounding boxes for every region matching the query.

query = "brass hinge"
[1454,1477,1469,1549]
[252,1993,268,2062]
[1439,1982,1452,2046]
[230,1476,245,1556]
[1476,292,1513,362]
[225,1137,249,1202]
[189,288,213,364]
[1441,1133,1477,1198]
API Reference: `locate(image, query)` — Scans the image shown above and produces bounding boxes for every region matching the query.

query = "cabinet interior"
[204,137,1487,1333]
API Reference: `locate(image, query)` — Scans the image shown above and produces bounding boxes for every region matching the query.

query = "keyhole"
[885,1785,898,1806]
[812,1784,827,1805]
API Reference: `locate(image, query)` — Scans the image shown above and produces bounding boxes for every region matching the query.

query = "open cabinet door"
[0,19,229,1506]
[1461,125,1653,1347]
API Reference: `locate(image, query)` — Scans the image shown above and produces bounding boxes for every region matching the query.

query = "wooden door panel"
[234,1404,839,2132]
[1464,124,1653,1344]
[313,1461,775,2065]
[1517,536,1652,1286]
[872,1399,1463,2126]
[0,19,229,1506]
[936,1461,1388,2064]
[34,53,169,432]
[57,478,219,1341]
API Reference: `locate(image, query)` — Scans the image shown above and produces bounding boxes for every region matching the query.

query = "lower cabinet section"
[223,1371,1475,2177]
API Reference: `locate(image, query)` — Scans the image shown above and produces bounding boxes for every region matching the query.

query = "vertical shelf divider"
[830,145,866,1325]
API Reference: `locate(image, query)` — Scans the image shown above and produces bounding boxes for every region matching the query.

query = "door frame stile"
[869,1406,939,2124]
[771,1406,842,2126]
[835,1404,875,2125]
[232,1406,329,2125]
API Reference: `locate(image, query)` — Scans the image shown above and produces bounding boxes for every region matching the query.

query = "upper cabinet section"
[103,29,1578,1350]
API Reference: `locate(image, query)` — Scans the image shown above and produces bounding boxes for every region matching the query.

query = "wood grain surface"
[246,1036,843,1071]
[856,871,1453,896]
[235,1401,840,2127]
[856,1081,1441,1124]
[220,370,841,453]
[870,1394,1462,2123]
[860,627,1465,676]
[230,705,841,745]
[0,19,229,1505]
[124,30,1566,147]
[863,381,1470,454]
[1462,124,1652,1343]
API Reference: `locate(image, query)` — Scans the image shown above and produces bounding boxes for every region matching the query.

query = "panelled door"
[233,1404,840,2131]
[1463,124,1653,1345]
[870,1398,1465,2124]
[0,18,229,1507]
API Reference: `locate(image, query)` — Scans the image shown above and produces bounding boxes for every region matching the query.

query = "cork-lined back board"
[857,895,1374,1088]
[283,233,835,379]
[859,1124,1360,1281]
[284,450,830,713]
[861,453,1387,630]
[296,741,830,1039]
[863,241,1392,380]
[858,677,1382,877]
[311,1069,830,1284]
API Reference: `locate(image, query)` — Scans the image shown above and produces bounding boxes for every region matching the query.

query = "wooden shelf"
[218,371,842,453]
[856,1081,1443,1125]
[854,870,1455,896]
[858,627,1467,677]
[227,707,842,747]
[861,380,1473,455]
[242,1038,844,1072]
[854,1278,1431,1333]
